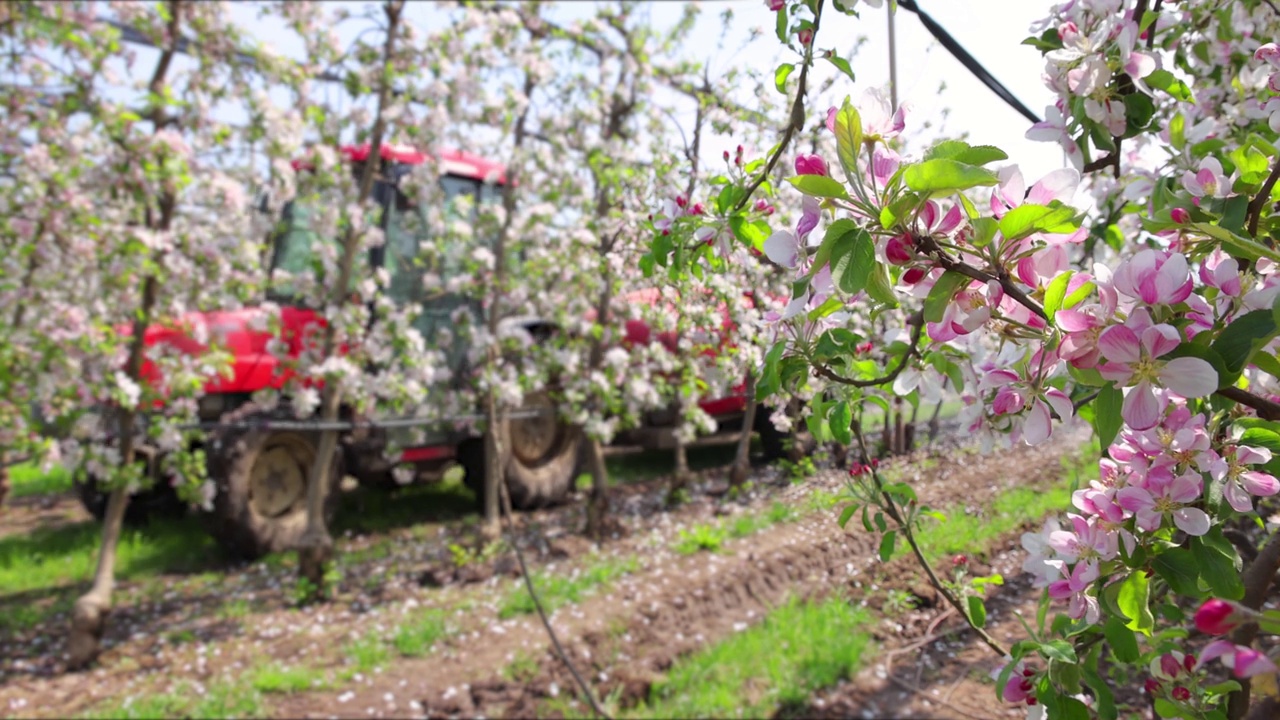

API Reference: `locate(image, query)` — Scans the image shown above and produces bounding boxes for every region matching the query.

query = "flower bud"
[723,150,730,161]
[1172,686,1191,702]
[766,0,785,10]
[885,235,915,265]
[902,266,927,285]
[1170,207,1190,224]
[794,154,828,177]
[951,554,968,566]
[1194,599,1241,636]
[798,27,814,46]
[1144,678,1161,694]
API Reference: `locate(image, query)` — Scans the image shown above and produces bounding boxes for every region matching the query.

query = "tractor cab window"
[268,172,501,306]
[383,175,504,306]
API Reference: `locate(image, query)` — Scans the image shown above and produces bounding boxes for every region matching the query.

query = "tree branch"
[1227,530,1280,719]
[1246,157,1280,238]
[851,427,1008,658]
[1218,386,1280,421]
[813,313,923,388]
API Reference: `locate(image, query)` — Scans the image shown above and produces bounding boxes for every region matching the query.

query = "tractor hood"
[135,306,323,396]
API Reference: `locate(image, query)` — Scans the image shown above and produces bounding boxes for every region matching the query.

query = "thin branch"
[916,235,1049,322]
[1228,530,1280,720]
[851,426,1008,658]
[1146,0,1164,51]
[1218,386,1280,421]
[813,313,923,388]
[1246,157,1280,238]
[498,471,611,718]
[731,0,824,214]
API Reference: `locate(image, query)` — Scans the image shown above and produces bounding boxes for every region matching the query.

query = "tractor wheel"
[74,476,184,525]
[205,424,342,561]
[461,393,582,510]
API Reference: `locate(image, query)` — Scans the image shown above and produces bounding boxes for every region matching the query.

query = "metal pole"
[887,1,898,112]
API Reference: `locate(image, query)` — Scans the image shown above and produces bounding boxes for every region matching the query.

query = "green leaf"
[1152,548,1204,598]
[837,504,857,529]
[1253,351,1280,379]
[728,216,769,251]
[1190,222,1280,264]
[1102,616,1140,663]
[829,226,875,295]
[1211,309,1278,383]
[1062,279,1096,311]
[1116,571,1155,635]
[879,530,896,562]
[902,159,998,195]
[824,54,855,82]
[1040,639,1078,664]
[923,270,971,323]
[788,174,849,200]
[774,62,794,93]
[967,596,987,628]
[865,262,899,308]
[1146,69,1194,102]
[998,203,1079,241]
[775,2,788,43]
[833,97,863,185]
[1043,271,1073,321]
[924,140,1009,166]
[1082,662,1118,720]
[1192,532,1244,600]
[1093,385,1123,449]
[829,401,853,445]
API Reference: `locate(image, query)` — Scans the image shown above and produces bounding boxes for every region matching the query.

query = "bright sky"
[207,1,1068,181]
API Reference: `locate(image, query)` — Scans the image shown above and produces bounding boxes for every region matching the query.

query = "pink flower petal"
[1241,471,1280,497]
[1123,380,1161,430]
[1023,400,1053,445]
[1224,480,1254,513]
[1159,357,1219,398]
[1098,325,1142,364]
[1173,507,1210,536]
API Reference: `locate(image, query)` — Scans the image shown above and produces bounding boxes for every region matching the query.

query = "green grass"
[343,631,391,675]
[633,598,874,718]
[605,445,739,485]
[0,516,217,596]
[85,681,264,719]
[497,555,640,619]
[558,441,1093,720]
[502,651,541,682]
[392,608,450,657]
[8,462,73,497]
[673,523,728,555]
[727,501,799,539]
[332,472,476,535]
[910,442,1093,564]
[248,663,330,694]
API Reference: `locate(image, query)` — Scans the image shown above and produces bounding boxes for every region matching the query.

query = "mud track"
[268,429,1086,719]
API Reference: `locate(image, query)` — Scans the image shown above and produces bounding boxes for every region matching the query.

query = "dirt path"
[276,432,1084,719]
[0,429,1086,719]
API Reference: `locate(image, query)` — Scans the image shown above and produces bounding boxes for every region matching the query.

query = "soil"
[0,427,1089,719]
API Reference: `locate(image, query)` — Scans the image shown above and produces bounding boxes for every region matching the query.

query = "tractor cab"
[270,143,506,376]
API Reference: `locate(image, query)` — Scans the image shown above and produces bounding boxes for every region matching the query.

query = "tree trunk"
[583,439,609,539]
[297,388,340,597]
[0,455,9,511]
[295,0,404,597]
[728,373,757,486]
[68,486,130,669]
[481,388,503,539]
[892,397,906,455]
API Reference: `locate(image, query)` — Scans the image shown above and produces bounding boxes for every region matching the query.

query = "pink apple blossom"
[1116,469,1210,536]
[1096,309,1218,430]
[1196,640,1278,679]
[1210,445,1280,512]
[1182,157,1233,198]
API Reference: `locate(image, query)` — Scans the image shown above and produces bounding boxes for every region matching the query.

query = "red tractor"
[77,143,773,559]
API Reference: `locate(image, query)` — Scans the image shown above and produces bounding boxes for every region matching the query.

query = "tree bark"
[68,0,181,658]
[729,373,757,486]
[583,438,609,540]
[296,0,404,596]
[0,456,9,511]
[67,485,129,669]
